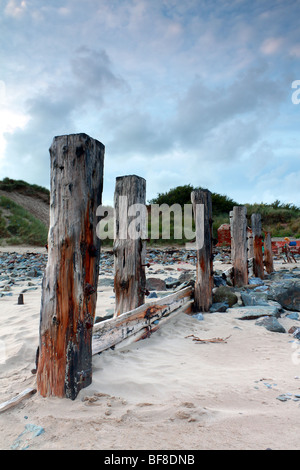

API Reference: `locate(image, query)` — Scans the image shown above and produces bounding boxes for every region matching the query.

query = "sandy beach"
[0,246,300,450]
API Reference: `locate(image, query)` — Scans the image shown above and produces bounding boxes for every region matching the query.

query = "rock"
[286,312,299,320]
[255,316,286,333]
[212,286,238,307]
[209,302,229,313]
[178,271,194,283]
[268,279,300,312]
[148,292,158,298]
[192,313,204,321]
[146,277,167,291]
[228,305,280,320]
[248,277,264,286]
[164,277,181,289]
[213,275,227,287]
[241,292,269,307]
[99,277,114,287]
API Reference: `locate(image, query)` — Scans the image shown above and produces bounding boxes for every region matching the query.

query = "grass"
[0,195,48,246]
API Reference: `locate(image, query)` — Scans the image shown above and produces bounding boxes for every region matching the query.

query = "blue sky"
[1,0,300,206]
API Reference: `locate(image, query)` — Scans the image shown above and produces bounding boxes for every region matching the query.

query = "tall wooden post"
[264,232,274,274]
[114,175,147,317]
[231,206,248,287]
[247,228,254,259]
[191,189,213,312]
[37,133,105,400]
[251,213,264,279]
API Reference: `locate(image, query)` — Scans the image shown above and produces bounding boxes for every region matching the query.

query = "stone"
[148,292,158,298]
[212,286,238,307]
[209,302,229,313]
[255,316,286,333]
[268,279,300,312]
[213,275,227,287]
[286,312,299,320]
[228,305,280,320]
[192,313,204,321]
[248,277,264,286]
[241,292,269,307]
[164,277,181,288]
[146,278,167,291]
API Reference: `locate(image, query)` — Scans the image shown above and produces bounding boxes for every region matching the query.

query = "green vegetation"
[0,195,48,246]
[148,184,237,242]
[0,177,50,203]
[148,185,300,243]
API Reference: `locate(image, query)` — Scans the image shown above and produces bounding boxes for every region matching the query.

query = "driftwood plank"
[92,286,193,354]
[0,388,36,413]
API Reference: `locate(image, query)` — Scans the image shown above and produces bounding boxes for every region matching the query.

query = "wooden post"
[37,133,105,400]
[264,232,274,274]
[231,206,248,287]
[247,228,254,259]
[251,213,264,279]
[114,175,147,317]
[191,189,213,312]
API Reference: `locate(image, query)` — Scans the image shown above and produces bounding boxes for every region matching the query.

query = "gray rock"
[192,313,204,321]
[248,277,264,286]
[164,277,181,288]
[268,279,300,312]
[146,277,167,291]
[286,312,299,320]
[255,316,286,333]
[241,292,269,307]
[148,292,158,298]
[99,277,114,287]
[209,302,229,313]
[228,305,280,320]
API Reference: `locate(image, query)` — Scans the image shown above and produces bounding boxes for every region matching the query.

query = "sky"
[1,0,300,207]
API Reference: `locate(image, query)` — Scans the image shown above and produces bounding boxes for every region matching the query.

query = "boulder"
[228,305,280,320]
[212,286,238,307]
[268,279,300,312]
[255,316,286,333]
[146,277,167,291]
[241,292,269,307]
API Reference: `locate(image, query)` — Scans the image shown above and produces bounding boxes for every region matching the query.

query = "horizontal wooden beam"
[92,286,193,355]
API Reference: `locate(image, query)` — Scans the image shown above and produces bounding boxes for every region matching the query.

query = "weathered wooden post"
[264,232,274,274]
[37,133,105,400]
[114,175,147,317]
[251,213,264,279]
[247,228,254,259]
[191,189,213,312]
[231,206,248,287]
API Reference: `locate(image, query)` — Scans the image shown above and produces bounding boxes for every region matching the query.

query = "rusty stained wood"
[113,175,147,317]
[191,189,213,312]
[92,286,193,354]
[251,213,264,279]
[231,206,248,287]
[264,231,274,274]
[37,133,104,400]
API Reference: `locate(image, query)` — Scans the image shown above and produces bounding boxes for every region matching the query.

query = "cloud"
[1,45,128,187]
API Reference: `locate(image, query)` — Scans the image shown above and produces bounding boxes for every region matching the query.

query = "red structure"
[217,224,300,255]
[216,224,231,247]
